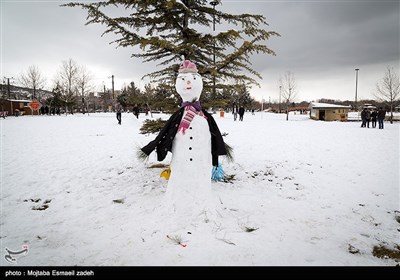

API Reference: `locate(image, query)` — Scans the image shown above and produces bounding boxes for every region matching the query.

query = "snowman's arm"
[223,142,234,163]
[141,121,171,156]
[204,111,229,166]
[141,108,184,161]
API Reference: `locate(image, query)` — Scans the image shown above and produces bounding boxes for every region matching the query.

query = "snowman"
[141,60,227,231]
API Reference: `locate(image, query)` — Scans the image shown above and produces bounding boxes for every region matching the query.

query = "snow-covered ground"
[1,111,399,266]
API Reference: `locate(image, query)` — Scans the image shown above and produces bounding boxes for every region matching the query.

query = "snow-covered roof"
[7,99,31,102]
[310,102,351,109]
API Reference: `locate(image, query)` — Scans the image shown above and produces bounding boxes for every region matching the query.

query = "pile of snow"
[1,111,399,266]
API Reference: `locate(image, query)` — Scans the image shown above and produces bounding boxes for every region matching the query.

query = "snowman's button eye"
[193,76,196,80]
[181,78,185,81]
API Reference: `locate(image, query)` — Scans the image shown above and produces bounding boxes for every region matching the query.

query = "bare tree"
[374,66,400,124]
[19,65,46,99]
[76,65,93,114]
[279,71,298,121]
[55,58,79,114]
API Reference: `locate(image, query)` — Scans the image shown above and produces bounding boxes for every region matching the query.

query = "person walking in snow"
[238,106,245,121]
[365,109,371,128]
[360,108,367,128]
[377,107,386,129]
[133,104,140,119]
[232,102,238,121]
[371,109,377,128]
[116,103,122,125]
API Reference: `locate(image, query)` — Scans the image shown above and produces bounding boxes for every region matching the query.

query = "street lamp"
[261,96,264,111]
[210,1,221,100]
[3,77,15,115]
[279,85,282,113]
[107,75,115,111]
[355,68,359,111]
[108,75,115,99]
[286,87,292,121]
[3,76,15,99]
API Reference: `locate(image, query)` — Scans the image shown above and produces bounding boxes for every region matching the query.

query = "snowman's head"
[175,60,203,102]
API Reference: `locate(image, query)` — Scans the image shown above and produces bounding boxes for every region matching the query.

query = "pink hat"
[178,60,198,73]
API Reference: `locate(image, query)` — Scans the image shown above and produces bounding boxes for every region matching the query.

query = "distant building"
[362,103,377,110]
[309,102,351,121]
[0,99,40,116]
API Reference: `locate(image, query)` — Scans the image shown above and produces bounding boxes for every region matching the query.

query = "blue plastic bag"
[211,164,225,181]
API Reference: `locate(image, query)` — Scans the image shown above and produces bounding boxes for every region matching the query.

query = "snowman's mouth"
[186,87,192,90]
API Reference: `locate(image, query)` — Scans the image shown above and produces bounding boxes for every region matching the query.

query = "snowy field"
[1,111,399,266]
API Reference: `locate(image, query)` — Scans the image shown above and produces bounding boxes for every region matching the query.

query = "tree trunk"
[286,103,289,121]
[390,102,393,124]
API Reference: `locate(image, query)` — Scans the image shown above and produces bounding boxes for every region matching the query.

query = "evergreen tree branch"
[63,0,280,101]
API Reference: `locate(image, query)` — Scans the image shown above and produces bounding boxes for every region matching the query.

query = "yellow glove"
[160,167,171,180]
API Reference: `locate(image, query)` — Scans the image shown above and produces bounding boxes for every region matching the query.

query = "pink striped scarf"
[178,106,206,135]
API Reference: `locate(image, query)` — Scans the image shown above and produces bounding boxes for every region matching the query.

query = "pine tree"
[63,0,279,104]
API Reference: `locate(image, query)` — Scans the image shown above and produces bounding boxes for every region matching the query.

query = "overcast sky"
[1,0,399,102]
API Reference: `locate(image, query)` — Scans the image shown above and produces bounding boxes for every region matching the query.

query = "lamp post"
[108,75,115,111]
[261,96,264,112]
[1,80,5,117]
[261,96,264,119]
[111,75,114,101]
[279,85,282,113]
[107,75,115,99]
[4,77,15,115]
[355,68,359,111]
[210,1,220,100]
[3,77,14,99]
[286,87,292,121]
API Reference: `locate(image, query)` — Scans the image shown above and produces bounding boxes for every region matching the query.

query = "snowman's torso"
[170,113,211,177]
[164,112,216,222]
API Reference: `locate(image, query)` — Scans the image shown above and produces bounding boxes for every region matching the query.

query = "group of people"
[361,107,386,129]
[232,104,245,121]
[116,103,140,125]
